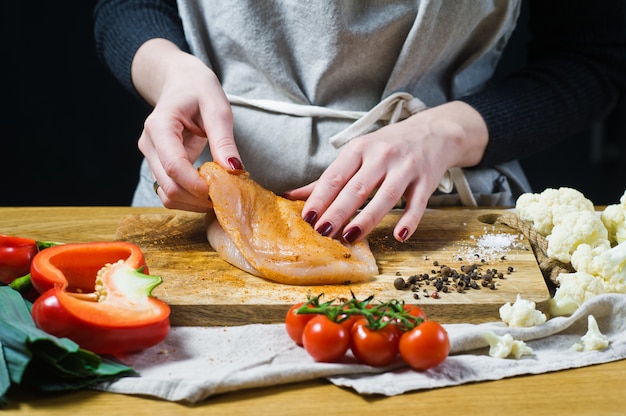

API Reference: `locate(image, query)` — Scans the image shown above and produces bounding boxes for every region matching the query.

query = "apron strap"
[227,94,367,120]
[327,92,426,147]
[227,93,476,204]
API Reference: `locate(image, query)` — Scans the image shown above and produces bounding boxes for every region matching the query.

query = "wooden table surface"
[2,207,625,416]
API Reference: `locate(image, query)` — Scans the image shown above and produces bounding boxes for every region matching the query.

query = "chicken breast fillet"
[199,162,379,285]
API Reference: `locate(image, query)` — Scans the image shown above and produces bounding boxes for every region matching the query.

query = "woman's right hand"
[131,38,243,212]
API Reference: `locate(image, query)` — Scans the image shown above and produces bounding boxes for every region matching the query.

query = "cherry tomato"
[396,304,428,332]
[302,315,349,362]
[387,304,427,334]
[339,314,358,333]
[350,318,399,367]
[285,302,317,346]
[399,321,450,371]
[404,304,427,320]
[338,304,361,333]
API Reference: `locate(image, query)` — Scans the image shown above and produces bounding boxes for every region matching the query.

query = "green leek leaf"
[0,287,135,406]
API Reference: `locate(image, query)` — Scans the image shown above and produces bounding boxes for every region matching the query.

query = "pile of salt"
[454,228,525,263]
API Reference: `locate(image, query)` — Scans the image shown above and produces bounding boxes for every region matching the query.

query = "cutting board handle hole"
[477,213,501,225]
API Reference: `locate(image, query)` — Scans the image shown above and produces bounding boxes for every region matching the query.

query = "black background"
[2,1,624,208]
[2,1,148,206]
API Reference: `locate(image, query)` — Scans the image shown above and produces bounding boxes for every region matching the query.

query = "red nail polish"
[316,222,333,237]
[342,226,361,244]
[227,157,244,171]
[303,211,318,226]
[398,227,409,241]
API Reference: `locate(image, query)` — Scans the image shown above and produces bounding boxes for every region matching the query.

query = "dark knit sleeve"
[93,0,190,99]
[459,0,626,168]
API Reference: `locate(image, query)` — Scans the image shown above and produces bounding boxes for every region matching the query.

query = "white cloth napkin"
[94,294,626,403]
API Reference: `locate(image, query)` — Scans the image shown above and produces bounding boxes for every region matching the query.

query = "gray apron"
[133,0,531,207]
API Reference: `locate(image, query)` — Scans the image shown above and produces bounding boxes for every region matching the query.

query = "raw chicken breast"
[199,162,379,285]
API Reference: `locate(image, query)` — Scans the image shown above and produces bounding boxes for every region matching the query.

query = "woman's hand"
[131,38,243,212]
[286,101,489,243]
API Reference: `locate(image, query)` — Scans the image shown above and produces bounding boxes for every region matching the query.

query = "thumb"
[200,93,244,172]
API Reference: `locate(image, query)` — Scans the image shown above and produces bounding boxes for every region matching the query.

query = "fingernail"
[303,211,318,226]
[316,222,333,237]
[398,227,409,242]
[342,226,361,244]
[227,157,244,171]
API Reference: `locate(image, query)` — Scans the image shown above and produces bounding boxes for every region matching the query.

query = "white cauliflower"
[546,210,608,263]
[573,315,610,352]
[550,271,607,316]
[571,242,626,293]
[516,187,595,236]
[600,190,626,246]
[499,294,547,327]
[483,331,534,359]
[515,187,624,318]
[571,240,612,271]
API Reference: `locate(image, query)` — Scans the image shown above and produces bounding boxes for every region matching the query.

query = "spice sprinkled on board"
[454,228,526,263]
[390,226,526,298]
[392,260,515,297]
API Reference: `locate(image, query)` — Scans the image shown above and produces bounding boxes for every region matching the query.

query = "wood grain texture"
[114,209,550,326]
[7,359,626,415]
[3,207,624,415]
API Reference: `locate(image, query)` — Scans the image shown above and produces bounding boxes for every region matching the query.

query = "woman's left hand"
[285,101,488,243]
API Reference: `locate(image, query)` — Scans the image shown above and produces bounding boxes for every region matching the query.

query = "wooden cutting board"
[115,209,550,326]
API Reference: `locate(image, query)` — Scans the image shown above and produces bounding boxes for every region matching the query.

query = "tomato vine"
[294,293,424,330]
[285,293,450,371]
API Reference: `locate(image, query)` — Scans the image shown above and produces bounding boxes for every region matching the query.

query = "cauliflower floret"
[516,187,595,236]
[546,210,608,263]
[515,187,623,318]
[483,331,534,359]
[571,242,626,293]
[570,241,612,273]
[600,190,626,246]
[499,294,547,327]
[573,315,610,352]
[550,271,607,316]
[515,193,553,236]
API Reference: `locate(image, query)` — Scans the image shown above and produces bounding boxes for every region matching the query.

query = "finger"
[301,151,363,233]
[139,126,212,210]
[153,180,214,212]
[283,181,317,201]
[312,164,384,239]
[198,88,244,173]
[143,110,211,194]
[391,179,431,242]
[152,164,213,211]
[150,161,213,212]
[340,172,409,243]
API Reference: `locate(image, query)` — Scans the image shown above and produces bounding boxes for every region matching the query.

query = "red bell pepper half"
[30,241,170,355]
[0,235,39,285]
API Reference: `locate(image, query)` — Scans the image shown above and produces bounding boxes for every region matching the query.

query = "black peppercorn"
[394,277,408,290]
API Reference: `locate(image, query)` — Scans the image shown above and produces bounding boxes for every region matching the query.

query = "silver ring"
[153,181,160,195]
